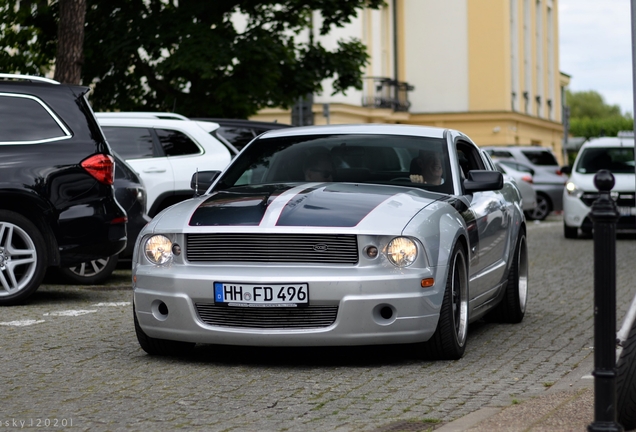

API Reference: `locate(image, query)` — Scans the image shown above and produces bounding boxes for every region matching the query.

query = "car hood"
[570,172,635,192]
[151,183,447,233]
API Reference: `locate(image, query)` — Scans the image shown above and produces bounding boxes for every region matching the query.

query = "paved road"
[1,215,635,432]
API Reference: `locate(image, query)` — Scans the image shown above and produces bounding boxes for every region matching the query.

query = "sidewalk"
[436,354,595,431]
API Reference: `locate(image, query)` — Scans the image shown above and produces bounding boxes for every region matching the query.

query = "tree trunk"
[54,0,87,85]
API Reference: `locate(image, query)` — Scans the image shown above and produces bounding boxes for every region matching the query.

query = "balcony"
[361,77,414,112]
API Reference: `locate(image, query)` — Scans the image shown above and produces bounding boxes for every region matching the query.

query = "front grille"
[580,192,636,207]
[186,234,358,264]
[195,303,339,329]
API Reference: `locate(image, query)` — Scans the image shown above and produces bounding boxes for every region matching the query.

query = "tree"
[566,90,633,138]
[0,0,384,118]
[54,0,86,84]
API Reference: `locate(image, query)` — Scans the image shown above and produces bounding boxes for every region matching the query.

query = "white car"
[563,133,635,238]
[97,114,235,217]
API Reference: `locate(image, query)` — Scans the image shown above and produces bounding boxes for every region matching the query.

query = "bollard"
[588,170,623,432]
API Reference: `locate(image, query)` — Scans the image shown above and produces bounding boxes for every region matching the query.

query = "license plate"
[618,206,636,216]
[214,282,309,307]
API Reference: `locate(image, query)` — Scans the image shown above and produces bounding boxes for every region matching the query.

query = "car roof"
[582,135,634,148]
[256,123,448,139]
[192,118,293,129]
[96,116,221,132]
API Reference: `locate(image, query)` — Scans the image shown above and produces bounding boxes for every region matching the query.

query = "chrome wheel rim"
[67,257,111,278]
[451,250,469,347]
[0,222,38,296]
[517,236,529,314]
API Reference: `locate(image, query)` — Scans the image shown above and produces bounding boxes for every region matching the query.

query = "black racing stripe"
[189,185,292,226]
[276,183,397,227]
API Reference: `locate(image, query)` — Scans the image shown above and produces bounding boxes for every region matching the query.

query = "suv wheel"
[0,210,47,305]
[563,223,578,239]
[58,254,119,285]
[525,193,551,221]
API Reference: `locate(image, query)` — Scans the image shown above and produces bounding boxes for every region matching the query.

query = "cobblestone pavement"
[1,215,635,432]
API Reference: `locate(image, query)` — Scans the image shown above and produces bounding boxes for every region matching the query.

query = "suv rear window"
[485,149,514,159]
[521,150,558,166]
[0,94,70,144]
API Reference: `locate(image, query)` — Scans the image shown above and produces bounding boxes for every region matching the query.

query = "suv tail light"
[521,175,533,184]
[81,154,115,185]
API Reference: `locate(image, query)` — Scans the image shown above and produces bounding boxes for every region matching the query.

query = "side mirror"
[560,165,572,175]
[191,170,221,196]
[463,170,504,193]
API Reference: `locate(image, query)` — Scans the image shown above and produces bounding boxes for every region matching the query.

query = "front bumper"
[564,192,636,231]
[133,263,446,347]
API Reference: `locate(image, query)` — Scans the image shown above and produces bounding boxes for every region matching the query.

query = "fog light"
[365,246,378,259]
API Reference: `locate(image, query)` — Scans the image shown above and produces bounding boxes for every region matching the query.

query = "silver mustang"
[132,124,528,360]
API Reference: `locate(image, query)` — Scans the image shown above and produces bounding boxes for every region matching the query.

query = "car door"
[457,141,509,303]
[101,126,174,213]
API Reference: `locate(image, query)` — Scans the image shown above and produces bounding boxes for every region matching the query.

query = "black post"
[588,170,623,432]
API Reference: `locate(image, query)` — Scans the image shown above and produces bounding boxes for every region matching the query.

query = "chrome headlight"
[565,181,583,198]
[144,235,173,265]
[385,237,417,267]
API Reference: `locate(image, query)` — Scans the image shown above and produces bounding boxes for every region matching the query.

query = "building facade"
[253,0,568,163]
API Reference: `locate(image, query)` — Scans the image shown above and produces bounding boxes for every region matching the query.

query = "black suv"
[0,74,127,304]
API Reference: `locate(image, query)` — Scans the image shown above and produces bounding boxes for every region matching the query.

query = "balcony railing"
[361,77,414,112]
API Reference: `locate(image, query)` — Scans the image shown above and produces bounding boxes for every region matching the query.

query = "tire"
[0,210,47,306]
[525,193,551,221]
[617,316,636,430]
[485,231,528,324]
[58,254,119,285]
[419,243,469,360]
[563,223,578,239]
[133,305,195,356]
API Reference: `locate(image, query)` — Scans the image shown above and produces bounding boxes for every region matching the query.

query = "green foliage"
[0,0,385,118]
[569,116,633,139]
[566,90,623,119]
[566,89,633,139]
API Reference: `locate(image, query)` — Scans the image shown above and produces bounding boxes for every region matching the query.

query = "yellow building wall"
[467,0,510,112]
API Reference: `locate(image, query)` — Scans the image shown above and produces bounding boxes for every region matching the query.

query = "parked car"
[0,74,127,305]
[56,153,151,284]
[488,157,565,221]
[492,161,537,212]
[132,124,528,360]
[562,134,635,238]
[95,113,235,217]
[192,118,293,151]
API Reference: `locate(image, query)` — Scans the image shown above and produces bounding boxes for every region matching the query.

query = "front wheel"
[58,254,119,285]
[418,243,469,360]
[563,223,578,239]
[134,305,195,356]
[0,210,47,306]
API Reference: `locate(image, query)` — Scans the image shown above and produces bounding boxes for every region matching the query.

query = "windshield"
[215,133,453,194]
[575,147,635,174]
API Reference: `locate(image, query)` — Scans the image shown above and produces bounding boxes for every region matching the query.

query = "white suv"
[97,114,235,217]
[562,133,635,238]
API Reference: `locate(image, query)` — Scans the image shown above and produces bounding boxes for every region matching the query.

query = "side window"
[156,129,200,156]
[102,126,155,159]
[0,94,70,144]
[456,141,485,176]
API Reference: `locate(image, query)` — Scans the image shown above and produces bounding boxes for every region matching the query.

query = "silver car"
[132,124,528,360]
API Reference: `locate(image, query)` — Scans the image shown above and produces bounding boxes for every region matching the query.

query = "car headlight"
[385,237,417,267]
[144,235,173,265]
[565,181,583,198]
